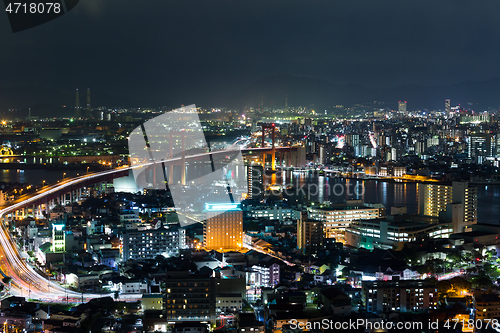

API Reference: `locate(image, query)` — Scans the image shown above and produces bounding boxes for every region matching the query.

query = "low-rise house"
[66,273,100,290]
[1,296,26,309]
[121,280,148,294]
[0,311,33,330]
[34,307,49,320]
[216,293,242,314]
[172,322,209,333]
[142,294,163,311]
[475,292,500,321]
[317,287,352,317]
[237,313,264,333]
[251,258,280,287]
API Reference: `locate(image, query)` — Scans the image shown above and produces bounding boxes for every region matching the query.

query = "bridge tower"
[261,123,277,171]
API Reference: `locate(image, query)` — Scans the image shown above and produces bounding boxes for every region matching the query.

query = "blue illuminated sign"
[205,203,241,211]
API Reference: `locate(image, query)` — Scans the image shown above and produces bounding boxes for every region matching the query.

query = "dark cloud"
[1,0,500,105]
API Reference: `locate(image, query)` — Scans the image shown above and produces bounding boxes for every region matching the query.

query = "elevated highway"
[0,147,300,302]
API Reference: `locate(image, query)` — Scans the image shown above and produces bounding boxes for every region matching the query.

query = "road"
[0,149,240,301]
[0,147,295,302]
[243,243,295,267]
[0,167,135,301]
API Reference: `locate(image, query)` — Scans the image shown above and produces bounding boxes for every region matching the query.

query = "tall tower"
[445,99,451,114]
[247,165,263,200]
[86,88,92,119]
[260,92,264,112]
[74,88,81,118]
[398,100,407,112]
[285,94,288,109]
[203,203,243,252]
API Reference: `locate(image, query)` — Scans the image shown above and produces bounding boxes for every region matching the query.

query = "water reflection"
[0,167,498,224]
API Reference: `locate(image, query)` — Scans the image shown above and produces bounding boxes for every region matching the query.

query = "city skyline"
[1,1,500,332]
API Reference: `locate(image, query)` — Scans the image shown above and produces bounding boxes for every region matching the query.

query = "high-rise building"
[246,165,263,200]
[122,225,185,260]
[363,279,438,313]
[398,101,407,112]
[246,205,300,221]
[74,88,81,118]
[346,134,360,148]
[497,135,500,157]
[163,271,216,323]
[297,214,323,255]
[460,113,491,124]
[86,88,92,119]
[467,133,495,164]
[346,219,453,250]
[476,294,500,322]
[203,203,243,252]
[251,259,280,287]
[415,140,427,156]
[445,99,451,114]
[417,181,477,233]
[307,201,385,243]
[52,223,66,252]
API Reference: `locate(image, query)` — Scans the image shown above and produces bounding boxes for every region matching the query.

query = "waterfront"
[2,167,499,225]
[279,171,500,225]
[0,169,87,185]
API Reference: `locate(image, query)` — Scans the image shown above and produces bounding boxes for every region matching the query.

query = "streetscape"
[0,167,132,302]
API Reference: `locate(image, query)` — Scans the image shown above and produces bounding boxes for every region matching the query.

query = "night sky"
[1,0,500,105]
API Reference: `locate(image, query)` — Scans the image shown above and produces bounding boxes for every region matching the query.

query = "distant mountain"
[0,86,163,118]
[229,74,500,111]
[2,76,500,116]
[0,86,72,110]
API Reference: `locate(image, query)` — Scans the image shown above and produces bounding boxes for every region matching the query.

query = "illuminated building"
[467,133,495,164]
[122,225,185,260]
[460,113,491,124]
[246,205,300,221]
[363,279,437,312]
[345,134,360,148]
[0,190,8,206]
[297,216,323,255]
[216,294,242,314]
[246,165,263,200]
[475,293,500,321]
[251,259,280,287]
[203,203,243,252]
[307,201,385,243]
[163,272,216,323]
[345,219,453,250]
[398,100,407,112]
[445,99,451,114]
[51,223,66,252]
[142,294,164,311]
[417,182,477,233]
[415,140,427,156]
